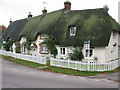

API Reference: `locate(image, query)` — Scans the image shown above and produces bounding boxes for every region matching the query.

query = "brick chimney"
[42,7,47,14]
[28,12,33,18]
[64,0,71,11]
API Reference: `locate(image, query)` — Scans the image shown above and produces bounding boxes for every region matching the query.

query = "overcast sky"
[0,0,119,27]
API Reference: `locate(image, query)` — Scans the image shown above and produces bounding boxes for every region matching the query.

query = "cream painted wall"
[56,46,75,59]
[105,32,119,62]
[94,47,105,62]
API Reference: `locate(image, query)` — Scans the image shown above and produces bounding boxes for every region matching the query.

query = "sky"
[0,0,119,27]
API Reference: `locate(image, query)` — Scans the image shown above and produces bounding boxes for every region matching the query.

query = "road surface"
[1,57,118,88]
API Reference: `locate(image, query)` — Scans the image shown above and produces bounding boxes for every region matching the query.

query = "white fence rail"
[0,50,46,65]
[50,58,120,71]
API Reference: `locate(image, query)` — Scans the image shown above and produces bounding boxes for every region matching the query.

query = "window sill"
[85,57,94,60]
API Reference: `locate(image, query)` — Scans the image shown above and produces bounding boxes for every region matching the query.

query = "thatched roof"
[2,8,120,47]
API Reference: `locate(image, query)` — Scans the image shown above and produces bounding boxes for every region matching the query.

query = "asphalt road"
[1,57,119,88]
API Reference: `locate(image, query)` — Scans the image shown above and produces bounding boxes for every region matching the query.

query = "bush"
[3,40,13,51]
[43,36,58,57]
[69,48,84,61]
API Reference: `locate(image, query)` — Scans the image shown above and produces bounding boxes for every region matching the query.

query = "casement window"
[60,47,65,55]
[40,44,49,54]
[70,27,76,36]
[85,48,94,59]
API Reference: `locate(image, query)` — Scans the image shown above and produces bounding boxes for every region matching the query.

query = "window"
[40,44,49,54]
[60,47,65,55]
[113,32,116,38]
[70,27,76,36]
[85,49,93,59]
[39,34,48,39]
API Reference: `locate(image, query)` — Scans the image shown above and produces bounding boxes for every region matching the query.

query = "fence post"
[87,61,90,71]
[110,61,112,70]
[50,58,52,66]
[68,59,69,68]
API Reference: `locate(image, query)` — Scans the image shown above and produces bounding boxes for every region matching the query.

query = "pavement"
[88,71,120,82]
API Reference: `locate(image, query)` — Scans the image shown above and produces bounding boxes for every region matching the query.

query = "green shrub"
[69,48,84,61]
[3,40,13,51]
[43,36,58,57]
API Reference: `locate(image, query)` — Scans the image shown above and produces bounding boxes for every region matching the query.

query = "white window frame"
[60,47,66,55]
[70,27,76,36]
[85,48,94,59]
[40,44,49,54]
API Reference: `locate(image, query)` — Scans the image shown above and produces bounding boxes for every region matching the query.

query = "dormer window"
[39,34,48,40]
[70,26,76,36]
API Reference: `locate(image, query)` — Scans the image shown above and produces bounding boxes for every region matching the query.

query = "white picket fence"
[0,50,46,65]
[50,58,120,71]
[0,50,120,71]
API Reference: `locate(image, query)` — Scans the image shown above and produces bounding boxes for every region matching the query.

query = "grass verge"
[41,66,120,76]
[1,55,45,68]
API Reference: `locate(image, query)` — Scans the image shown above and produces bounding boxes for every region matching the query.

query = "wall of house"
[56,45,106,62]
[19,37,27,44]
[19,37,28,54]
[82,47,106,62]
[93,47,105,62]
[118,32,120,59]
[56,46,75,59]
[105,32,119,62]
[34,34,49,55]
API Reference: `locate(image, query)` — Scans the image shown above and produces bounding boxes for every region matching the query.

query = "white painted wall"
[105,32,119,62]
[56,46,75,59]
[19,36,27,54]
[94,47,105,62]
[34,34,49,55]
[118,32,120,58]
[19,36,27,44]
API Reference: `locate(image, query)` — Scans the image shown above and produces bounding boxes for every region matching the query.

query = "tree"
[103,5,109,12]
[69,48,84,61]
[3,40,13,51]
[43,36,58,57]
[24,40,31,54]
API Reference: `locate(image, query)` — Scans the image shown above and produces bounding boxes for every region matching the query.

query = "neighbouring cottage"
[1,0,120,62]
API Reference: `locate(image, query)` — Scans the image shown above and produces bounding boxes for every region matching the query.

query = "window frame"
[69,26,76,36]
[60,47,66,55]
[85,48,94,59]
[40,44,49,54]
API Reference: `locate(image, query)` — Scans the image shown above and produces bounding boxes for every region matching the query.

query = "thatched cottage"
[1,0,120,62]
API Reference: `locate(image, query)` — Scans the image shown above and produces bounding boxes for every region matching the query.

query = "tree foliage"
[24,40,31,51]
[69,48,84,61]
[3,40,13,51]
[43,36,58,57]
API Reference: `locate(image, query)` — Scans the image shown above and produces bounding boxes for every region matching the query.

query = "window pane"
[70,27,76,36]
[90,49,93,57]
[63,48,65,55]
[60,48,62,54]
[86,49,88,57]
